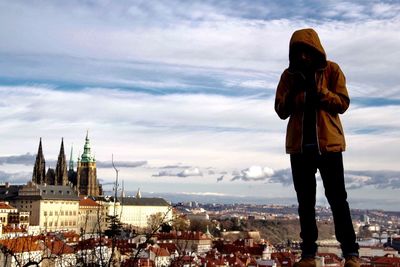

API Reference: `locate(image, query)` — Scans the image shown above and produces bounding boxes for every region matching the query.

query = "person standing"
[275,28,359,267]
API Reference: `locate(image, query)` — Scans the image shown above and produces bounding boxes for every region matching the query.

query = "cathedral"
[32,133,103,197]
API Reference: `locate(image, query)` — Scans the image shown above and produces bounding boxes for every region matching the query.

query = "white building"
[7,182,80,233]
[110,193,172,229]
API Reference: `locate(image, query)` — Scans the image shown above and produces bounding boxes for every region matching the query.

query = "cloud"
[180,191,227,197]
[231,166,274,181]
[0,171,31,183]
[0,1,400,211]
[0,153,35,165]
[96,161,147,168]
[1,1,400,104]
[268,169,294,186]
[178,168,203,177]
[229,167,400,191]
[0,153,146,169]
[153,167,203,178]
[230,167,293,186]
[159,165,192,169]
[345,170,400,189]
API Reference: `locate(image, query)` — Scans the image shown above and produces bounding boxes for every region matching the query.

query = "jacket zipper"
[314,72,321,154]
[299,72,306,154]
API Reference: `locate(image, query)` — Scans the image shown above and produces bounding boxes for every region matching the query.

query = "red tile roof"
[0,237,41,253]
[79,197,100,207]
[122,258,154,267]
[372,255,400,265]
[0,202,16,209]
[157,231,211,241]
[149,246,170,257]
[45,239,75,255]
[1,225,28,233]
[158,242,179,253]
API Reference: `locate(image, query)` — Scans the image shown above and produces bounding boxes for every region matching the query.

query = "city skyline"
[1,1,399,211]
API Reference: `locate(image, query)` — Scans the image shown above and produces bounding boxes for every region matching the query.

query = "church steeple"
[55,138,68,185]
[69,145,74,171]
[81,131,95,163]
[76,132,101,196]
[32,138,46,184]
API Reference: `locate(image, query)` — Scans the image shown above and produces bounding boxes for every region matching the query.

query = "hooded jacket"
[275,28,350,154]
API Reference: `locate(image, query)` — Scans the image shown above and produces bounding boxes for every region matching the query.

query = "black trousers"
[290,152,359,257]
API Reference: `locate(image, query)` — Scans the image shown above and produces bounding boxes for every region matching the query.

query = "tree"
[172,214,190,231]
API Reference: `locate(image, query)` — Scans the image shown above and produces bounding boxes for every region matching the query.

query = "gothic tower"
[68,145,77,186]
[32,138,46,184]
[55,138,68,185]
[76,132,101,196]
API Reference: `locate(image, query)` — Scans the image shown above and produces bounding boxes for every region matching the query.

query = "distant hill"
[242,219,335,244]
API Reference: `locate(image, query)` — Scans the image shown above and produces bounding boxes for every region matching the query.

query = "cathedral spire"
[81,131,95,163]
[32,138,46,184]
[55,138,68,185]
[69,144,74,171]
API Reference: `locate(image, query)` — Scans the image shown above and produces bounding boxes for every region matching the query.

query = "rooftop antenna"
[112,154,119,216]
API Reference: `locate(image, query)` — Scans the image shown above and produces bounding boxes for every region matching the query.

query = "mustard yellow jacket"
[275,28,350,154]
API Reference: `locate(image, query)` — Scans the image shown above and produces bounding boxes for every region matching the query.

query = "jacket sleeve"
[275,71,296,120]
[318,63,350,114]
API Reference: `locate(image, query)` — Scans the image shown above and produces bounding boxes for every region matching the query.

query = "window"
[49,212,53,216]
[55,211,58,216]
[44,211,47,216]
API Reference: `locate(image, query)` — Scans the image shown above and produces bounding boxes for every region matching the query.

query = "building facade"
[78,196,108,235]
[32,133,102,197]
[111,192,172,229]
[9,182,80,233]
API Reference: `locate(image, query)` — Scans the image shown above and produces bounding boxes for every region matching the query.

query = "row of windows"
[18,205,32,209]
[42,190,71,195]
[44,221,77,227]
[44,211,77,216]
[79,210,105,215]
[43,201,75,205]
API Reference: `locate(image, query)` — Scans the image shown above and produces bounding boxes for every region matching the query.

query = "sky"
[1,0,400,211]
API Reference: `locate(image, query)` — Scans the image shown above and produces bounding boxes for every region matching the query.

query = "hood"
[289,28,327,70]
